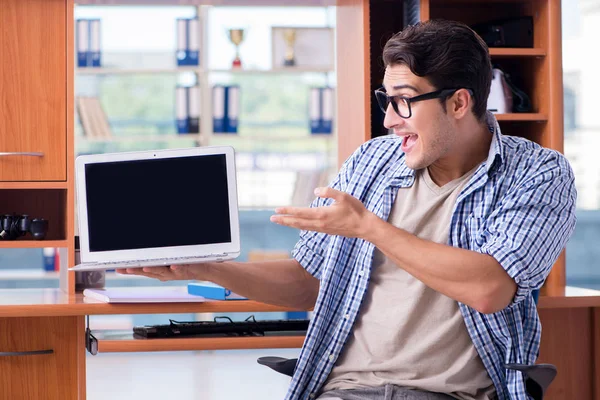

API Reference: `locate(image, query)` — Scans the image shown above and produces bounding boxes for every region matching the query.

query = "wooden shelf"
[76,67,201,75]
[489,48,546,57]
[76,67,334,75]
[90,330,305,353]
[0,240,69,249]
[0,269,59,281]
[495,113,548,121]
[210,67,334,74]
[76,0,335,6]
[77,134,200,143]
[0,182,68,189]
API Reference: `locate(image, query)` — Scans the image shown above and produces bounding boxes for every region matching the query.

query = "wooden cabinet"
[0,0,67,181]
[0,317,80,399]
[0,0,75,291]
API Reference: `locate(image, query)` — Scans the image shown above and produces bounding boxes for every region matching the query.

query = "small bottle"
[42,247,55,271]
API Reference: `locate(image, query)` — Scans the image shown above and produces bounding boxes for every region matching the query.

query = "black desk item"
[472,17,534,48]
[133,316,310,339]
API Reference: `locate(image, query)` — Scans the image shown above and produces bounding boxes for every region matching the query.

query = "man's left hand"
[270,187,377,238]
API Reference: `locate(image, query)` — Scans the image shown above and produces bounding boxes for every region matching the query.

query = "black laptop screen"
[84,154,232,252]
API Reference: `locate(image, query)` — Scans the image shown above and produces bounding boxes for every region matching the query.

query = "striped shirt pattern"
[288,113,577,400]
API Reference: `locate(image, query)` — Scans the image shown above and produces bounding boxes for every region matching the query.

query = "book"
[88,19,102,67]
[83,287,206,303]
[188,85,201,134]
[212,85,226,133]
[175,86,189,134]
[226,85,239,133]
[188,282,247,300]
[76,19,89,68]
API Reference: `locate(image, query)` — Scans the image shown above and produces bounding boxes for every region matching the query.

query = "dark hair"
[382,19,492,121]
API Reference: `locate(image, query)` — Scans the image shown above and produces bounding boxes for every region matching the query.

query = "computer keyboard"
[133,318,310,338]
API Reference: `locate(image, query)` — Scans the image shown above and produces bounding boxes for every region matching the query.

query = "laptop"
[69,146,240,272]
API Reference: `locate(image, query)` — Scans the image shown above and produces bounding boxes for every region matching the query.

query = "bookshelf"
[74,4,338,211]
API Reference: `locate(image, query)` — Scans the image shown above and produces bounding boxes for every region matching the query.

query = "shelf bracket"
[85,315,98,356]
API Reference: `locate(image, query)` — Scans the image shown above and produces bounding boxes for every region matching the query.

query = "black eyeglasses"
[374,87,468,119]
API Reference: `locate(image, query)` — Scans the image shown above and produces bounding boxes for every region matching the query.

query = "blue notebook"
[188,282,247,300]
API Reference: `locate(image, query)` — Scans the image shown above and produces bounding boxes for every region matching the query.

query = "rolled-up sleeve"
[478,153,577,305]
[292,145,362,280]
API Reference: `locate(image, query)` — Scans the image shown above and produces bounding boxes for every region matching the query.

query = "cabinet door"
[0,317,80,400]
[0,0,67,181]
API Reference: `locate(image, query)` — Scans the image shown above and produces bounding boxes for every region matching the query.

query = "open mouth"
[401,134,418,153]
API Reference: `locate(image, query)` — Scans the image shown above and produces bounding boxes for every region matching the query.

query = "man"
[119,19,576,400]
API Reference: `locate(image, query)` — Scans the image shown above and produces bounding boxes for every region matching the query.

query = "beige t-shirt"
[322,166,496,400]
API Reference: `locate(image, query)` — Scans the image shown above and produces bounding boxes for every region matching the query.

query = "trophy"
[228,28,245,68]
[282,28,297,67]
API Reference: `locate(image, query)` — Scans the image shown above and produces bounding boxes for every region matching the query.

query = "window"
[562,0,600,289]
[74,5,338,209]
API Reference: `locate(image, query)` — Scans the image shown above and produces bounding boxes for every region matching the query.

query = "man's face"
[382,64,456,170]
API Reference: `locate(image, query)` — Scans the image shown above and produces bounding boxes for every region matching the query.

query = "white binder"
[188,85,201,134]
[321,87,334,134]
[213,86,226,133]
[88,19,102,67]
[76,19,89,67]
[226,86,240,133]
[187,18,200,66]
[309,87,321,134]
[175,86,189,134]
[176,18,187,65]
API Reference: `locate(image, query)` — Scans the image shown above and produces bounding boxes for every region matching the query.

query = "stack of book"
[76,19,102,68]
[76,97,112,139]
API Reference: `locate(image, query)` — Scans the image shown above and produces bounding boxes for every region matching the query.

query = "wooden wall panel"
[336,0,371,167]
[538,308,593,399]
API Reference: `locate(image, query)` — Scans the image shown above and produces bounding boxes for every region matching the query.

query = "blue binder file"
[76,19,89,68]
[309,87,321,134]
[188,85,201,134]
[176,18,188,66]
[175,86,189,134]
[187,18,200,66]
[320,87,334,135]
[89,19,102,67]
[226,85,240,134]
[212,85,227,133]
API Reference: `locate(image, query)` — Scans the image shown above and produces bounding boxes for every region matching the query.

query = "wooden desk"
[0,288,300,317]
[0,289,305,399]
[2,287,600,399]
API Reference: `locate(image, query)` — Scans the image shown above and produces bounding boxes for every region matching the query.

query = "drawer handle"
[0,152,44,157]
[0,349,54,357]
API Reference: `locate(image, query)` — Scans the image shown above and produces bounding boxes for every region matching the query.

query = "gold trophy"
[228,28,245,68]
[282,28,297,67]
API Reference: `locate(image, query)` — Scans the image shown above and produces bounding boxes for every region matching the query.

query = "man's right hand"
[116,263,209,282]
[117,259,319,310]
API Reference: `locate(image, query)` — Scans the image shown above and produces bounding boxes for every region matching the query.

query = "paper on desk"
[83,286,206,303]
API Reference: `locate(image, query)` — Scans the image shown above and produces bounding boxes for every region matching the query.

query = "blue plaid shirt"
[289,113,577,400]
